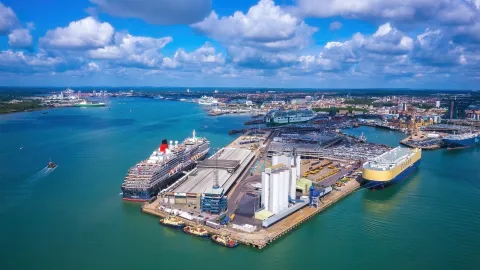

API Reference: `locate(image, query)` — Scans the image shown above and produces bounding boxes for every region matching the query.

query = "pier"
[140,126,385,250]
[142,178,361,249]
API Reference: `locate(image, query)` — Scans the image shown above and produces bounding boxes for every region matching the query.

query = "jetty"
[142,178,361,249]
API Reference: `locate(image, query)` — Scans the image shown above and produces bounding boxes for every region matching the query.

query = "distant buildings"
[435,101,441,108]
[465,105,480,120]
[448,100,458,119]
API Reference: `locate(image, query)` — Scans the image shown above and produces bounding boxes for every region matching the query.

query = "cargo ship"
[211,234,239,248]
[73,100,106,107]
[362,147,421,190]
[159,215,185,229]
[183,225,210,238]
[443,132,480,149]
[121,130,210,202]
[264,109,315,126]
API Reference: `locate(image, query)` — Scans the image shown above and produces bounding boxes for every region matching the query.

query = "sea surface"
[0,98,479,270]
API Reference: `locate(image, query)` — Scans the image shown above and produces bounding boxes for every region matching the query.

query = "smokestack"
[159,139,168,153]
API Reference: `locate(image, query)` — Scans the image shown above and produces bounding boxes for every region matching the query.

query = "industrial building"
[200,187,228,213]
[172,147,254,194]
[261,154,300,214]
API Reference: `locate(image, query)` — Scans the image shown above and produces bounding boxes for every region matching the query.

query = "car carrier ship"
[362,147,421,190]
[443,132,480,149]
[264,109,315,126]
[121,130,210,202]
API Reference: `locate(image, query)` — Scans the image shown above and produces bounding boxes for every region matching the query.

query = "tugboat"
[159,215,185,229]
[47,161,57,169]
[183,225,210,238]
[211,234,239,248]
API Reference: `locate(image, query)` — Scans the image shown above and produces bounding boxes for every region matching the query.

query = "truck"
[206,220,221,229]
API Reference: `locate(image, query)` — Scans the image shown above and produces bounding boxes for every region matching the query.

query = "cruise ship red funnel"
[160,139,168,153]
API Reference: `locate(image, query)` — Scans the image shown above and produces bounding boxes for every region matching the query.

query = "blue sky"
[1,0,480,89]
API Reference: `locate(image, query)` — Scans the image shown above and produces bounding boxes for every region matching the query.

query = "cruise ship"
[264,109,315,126]
[197,96,218,106]
[121,130,210,202]
[362,147,421,190]
[443,132,480,149]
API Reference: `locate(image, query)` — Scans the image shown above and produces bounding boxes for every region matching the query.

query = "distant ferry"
[121,130,210,202]
[443,132,480,149]
[362,147,421,190]
[198,96,218,106]
[74,100,105,107]
[264,109,315,126]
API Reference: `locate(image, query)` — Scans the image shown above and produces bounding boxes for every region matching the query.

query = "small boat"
[159,215,185,229]
[183,225,210,238]
[211,234,239,248]
[47,161,57,169]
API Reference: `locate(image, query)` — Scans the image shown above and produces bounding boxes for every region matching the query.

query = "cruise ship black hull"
[121,151,208,202]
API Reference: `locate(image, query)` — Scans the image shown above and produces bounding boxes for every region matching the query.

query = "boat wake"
[28,166,57,183]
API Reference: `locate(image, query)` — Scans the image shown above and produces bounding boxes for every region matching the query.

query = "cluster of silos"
[261,154,301,214]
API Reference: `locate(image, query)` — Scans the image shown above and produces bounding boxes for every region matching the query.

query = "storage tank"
[271,173,280,213]
[261,172,270,210]
[295,155,301,177]
[290,167,297,199]
[272,155,279,166]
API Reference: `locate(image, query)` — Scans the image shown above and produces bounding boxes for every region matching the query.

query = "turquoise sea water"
[1,98,479,270]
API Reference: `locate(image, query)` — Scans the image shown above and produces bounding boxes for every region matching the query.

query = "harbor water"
[0,98,479,270]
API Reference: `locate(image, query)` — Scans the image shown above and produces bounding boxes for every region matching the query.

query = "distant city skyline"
[1,0,480,89]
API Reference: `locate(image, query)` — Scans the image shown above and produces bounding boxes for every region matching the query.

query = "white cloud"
[329,21,343,31]
[8,28,33,48]
[41,17,114,50]
[88,62,100,71]
[193,0,317,51]
[90,0,211,25]
[365,23,414,54]
[162,43,225,69]
[88,33,173,68]
[0,50,63,73]
[297,0,480,25]
[0,3,19,35]
[414,28,466,66]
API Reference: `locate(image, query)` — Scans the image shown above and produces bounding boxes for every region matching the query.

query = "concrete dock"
[142,178,362,250]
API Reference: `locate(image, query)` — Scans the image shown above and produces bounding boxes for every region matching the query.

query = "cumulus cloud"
[8,28,33,49]
[365,23,414,54]
[0,3,19,35]
[90,0,211,25]
[193,0,317,51]
[414,28,466,66]
[162,43,225,69]
[329,21,343,31]
[297,0,480,25]
[41,17,114,50]
[88,33,172,68]
[0,50,63,73]
[295,23,417,77]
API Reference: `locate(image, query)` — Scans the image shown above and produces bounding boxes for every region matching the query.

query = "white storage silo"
[290,166,297,199]
[295,155,301,177]
[272,155,279,166]
[271,173,280,213]
[261,172,270,210]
